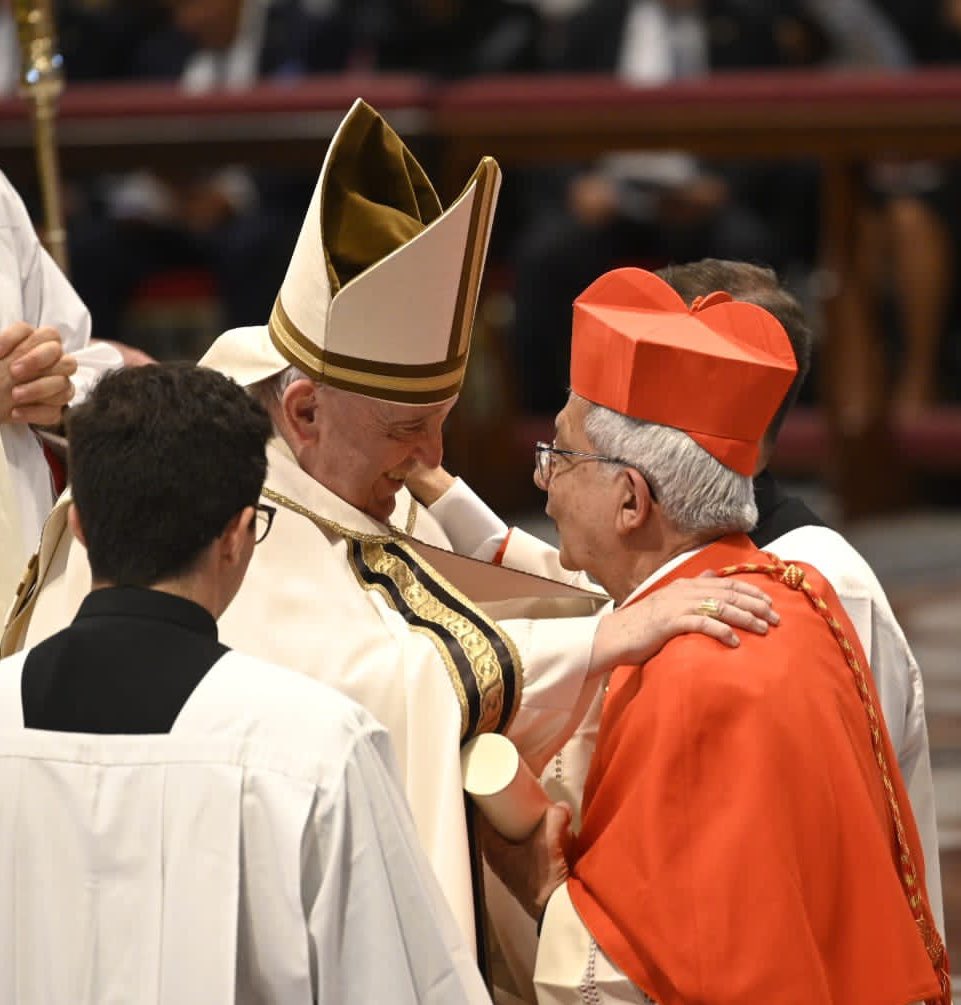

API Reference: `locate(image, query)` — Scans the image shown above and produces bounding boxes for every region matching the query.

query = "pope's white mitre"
[201,98,501,404]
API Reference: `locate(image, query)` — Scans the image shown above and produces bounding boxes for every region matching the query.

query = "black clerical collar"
[753,469,789,522]
[750,469,827,550]
[76,586,219,641]
[23,585,228,734]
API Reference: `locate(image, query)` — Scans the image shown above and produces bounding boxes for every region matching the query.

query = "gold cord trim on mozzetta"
[262,487,521,744]
[716,556,951,1005]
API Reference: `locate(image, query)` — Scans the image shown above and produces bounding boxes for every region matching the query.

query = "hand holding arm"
[480,800,574,922]
[589,573,779,675]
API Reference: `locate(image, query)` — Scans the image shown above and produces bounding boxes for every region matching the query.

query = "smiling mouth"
[384,467,413,485]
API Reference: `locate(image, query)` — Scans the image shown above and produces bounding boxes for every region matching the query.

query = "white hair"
[248,364,315,414]
[579,395,757,537]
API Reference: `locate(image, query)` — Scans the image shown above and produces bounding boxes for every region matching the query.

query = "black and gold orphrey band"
[263,487,521,744]
[348,538,520,742]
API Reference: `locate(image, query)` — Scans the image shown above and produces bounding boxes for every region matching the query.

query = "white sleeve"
[502,614,606,776]
[428,479,604,596]
[31,243,92,354]
[68,343,124,404]
[428,477,509,561]
[0,170,117,402]
[3,173,91,354]
[304,725,492,1005]
[498,527,603,591]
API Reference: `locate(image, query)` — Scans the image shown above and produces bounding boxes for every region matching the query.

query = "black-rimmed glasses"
[533,441,657,500]
[254,503,277,545]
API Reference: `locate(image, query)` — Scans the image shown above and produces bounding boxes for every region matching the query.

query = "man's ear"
[280,379,321,447]
[67,502,87,549]
[613,467,654,537]
[220,506,255,566]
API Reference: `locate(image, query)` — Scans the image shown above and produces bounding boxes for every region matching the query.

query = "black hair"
[66,363,271,586]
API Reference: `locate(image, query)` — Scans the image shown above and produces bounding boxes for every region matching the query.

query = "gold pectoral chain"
[262,487,521,744]
[717,557,950,1005]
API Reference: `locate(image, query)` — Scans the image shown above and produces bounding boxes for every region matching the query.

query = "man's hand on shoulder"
[0,322,77,426]
[589,574,780,675]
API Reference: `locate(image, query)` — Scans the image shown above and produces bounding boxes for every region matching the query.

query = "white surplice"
[0,647,491,1005]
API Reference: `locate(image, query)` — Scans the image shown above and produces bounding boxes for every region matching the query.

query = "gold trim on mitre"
[268,297,469,404]
[267,98,501,404]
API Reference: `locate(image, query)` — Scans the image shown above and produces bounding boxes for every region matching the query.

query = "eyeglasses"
[253,503,277,545]
[533,441,657,500]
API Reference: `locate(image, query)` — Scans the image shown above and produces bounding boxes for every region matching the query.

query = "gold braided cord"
[716,556,949,1005]
[262,486,396,544]
[404,498,418,536]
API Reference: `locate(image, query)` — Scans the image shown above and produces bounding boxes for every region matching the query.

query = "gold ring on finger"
[696,598,722,619]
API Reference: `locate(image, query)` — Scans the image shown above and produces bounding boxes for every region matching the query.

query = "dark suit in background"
[67,0,352,350]
[509,0,812,413]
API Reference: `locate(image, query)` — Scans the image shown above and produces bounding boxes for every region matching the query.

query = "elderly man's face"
[303,386,455,523]
[537,395,618,577]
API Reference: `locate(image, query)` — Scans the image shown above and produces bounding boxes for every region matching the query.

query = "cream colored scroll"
[462,733,551,842]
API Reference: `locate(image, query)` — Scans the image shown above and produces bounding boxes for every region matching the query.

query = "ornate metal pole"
[14,0,69,274]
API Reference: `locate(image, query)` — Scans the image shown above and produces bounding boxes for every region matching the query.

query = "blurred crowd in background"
[3,0,961,425]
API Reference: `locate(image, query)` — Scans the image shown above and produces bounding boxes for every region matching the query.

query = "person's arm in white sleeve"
[505,578,781,774]
[2,169,123,403]
[3,168,125,399]
[5,171,89,355]
[414,463,602,588]
[69,342,125,403]
[430,475,510,561]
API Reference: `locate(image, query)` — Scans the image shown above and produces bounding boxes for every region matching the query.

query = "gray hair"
[579,395,757,537]
[248,364,317,417]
